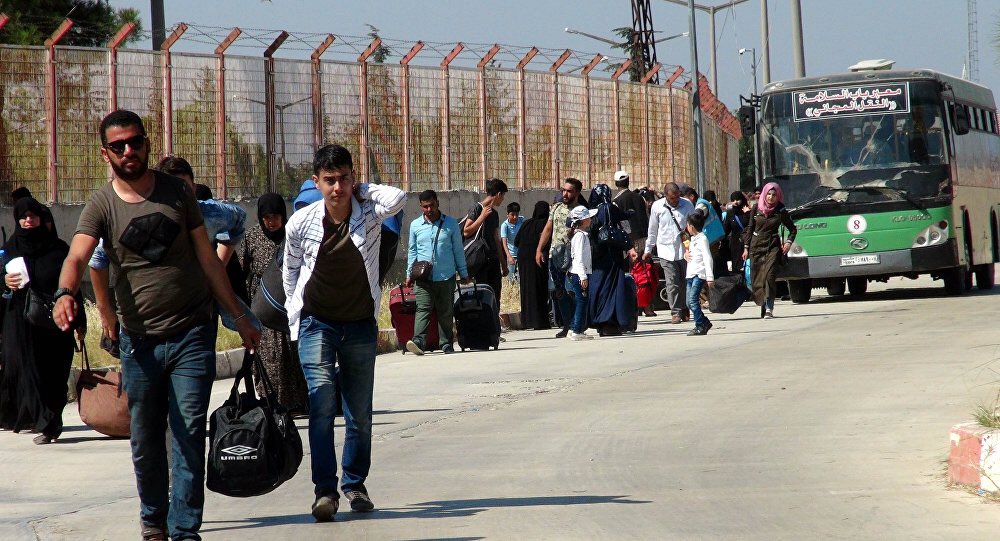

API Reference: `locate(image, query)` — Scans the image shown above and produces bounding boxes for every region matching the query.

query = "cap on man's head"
[614,170,630,186]
[569,205,598,224]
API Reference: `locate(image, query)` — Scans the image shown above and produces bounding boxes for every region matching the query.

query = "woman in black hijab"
[723,190,752,272]
[238,193,307,413]
[513,200,552,330]
[0,198,84,444]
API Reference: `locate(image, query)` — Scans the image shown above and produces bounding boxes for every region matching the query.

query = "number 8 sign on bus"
[847,215,867,234]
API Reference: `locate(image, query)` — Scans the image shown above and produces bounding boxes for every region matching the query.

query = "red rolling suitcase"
[389,285,440,353]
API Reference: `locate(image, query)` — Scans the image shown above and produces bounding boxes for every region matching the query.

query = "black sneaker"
[311,493,339,522]
[344,489,376,513]
[686,327,706,336]
[554,329,569,339]
[703,321,713,334]
[441,343,455,354]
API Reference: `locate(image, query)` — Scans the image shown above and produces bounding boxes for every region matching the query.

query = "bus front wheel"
[975,263,995,290]
[788,279,812,304]
[847,277,868,296]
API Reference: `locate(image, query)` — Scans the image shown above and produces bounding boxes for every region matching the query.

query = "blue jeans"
[549,262,575,331]
[119,320,218,541]
[686,276,710,328]
[297,314,377,497]
[565,273,589,333]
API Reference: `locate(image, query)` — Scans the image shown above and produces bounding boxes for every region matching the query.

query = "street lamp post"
[233,93,312,181]
[740,47,762,184]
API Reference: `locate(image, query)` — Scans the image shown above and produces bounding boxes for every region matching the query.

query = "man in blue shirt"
[500,202,524,283]
[404,190,470,355]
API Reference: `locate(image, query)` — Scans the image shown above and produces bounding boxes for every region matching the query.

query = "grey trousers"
[659,258,687,315]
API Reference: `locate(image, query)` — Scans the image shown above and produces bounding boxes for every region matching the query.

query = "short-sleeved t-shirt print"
[548,201,582,256]
[76,172,213,336]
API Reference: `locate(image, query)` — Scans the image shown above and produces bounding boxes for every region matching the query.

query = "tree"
[0,1,142,46]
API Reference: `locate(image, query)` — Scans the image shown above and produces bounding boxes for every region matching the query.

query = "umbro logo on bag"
[220,445,259,461]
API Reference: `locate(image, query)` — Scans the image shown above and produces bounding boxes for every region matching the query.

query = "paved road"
[4,276,1000,540]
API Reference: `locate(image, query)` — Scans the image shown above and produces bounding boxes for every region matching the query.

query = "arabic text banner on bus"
[792,82,910,122]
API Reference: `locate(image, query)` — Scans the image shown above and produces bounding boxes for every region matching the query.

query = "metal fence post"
[358,38,382,183]
[478,44,500,188]
[214,28,241,199]
[581,54,603,186]
[400,41,424,192]
[311,35,335,152]
[611,60,632,172]
[515,48,537,190]
[43,19,73,203]
[641,63,661,187]
[160,24,187,158]
[440,43,464,191]
[106,23,136,113]
[264,31,289,194]
[550,50,570,189]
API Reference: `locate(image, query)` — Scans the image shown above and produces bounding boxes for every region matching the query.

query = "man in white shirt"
[643,182,694,324]
[283,144,406,522]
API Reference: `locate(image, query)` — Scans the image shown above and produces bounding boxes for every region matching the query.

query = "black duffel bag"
[207,350,303,497]
[250,240,289,334]
[708,271,751,315]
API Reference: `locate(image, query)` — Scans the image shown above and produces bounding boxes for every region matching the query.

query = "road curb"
[947,422,1000,492]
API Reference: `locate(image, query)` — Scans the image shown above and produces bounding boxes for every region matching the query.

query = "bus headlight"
[912,222,948,248]
[788,242,807,257]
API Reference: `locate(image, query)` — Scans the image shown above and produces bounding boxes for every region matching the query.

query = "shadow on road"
[201,495,648,533]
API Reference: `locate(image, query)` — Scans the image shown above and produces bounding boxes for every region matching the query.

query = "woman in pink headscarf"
[741,182,797,318]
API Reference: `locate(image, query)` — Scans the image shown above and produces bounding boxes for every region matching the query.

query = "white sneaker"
[764,310,774,319]
[569,332,594,341]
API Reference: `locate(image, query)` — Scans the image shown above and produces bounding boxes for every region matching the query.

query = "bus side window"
[952,103,971,135]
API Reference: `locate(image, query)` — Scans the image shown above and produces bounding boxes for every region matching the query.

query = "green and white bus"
[756,65,1000,301]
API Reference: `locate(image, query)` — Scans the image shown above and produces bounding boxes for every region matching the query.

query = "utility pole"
[687,0,706,194]
[790,0,805,77]
[150,0,165,51]
[760,0,771,84]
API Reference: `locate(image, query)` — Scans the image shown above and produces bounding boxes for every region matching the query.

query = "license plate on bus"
[840,255,880,266]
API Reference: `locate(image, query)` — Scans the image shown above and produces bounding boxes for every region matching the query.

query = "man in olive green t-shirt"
[534,177,585,338]
[53,110,259,541]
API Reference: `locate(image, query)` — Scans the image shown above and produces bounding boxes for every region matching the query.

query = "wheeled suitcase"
[388,285,440,353]
[453,282,500,351]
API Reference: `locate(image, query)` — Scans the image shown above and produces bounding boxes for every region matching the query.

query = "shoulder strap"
[430,216,445,264]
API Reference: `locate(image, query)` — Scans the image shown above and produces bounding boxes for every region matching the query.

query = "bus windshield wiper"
[879,186,926,211]
[790,196,840,214]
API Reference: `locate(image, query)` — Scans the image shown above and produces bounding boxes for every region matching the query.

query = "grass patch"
[973,393,1000,429]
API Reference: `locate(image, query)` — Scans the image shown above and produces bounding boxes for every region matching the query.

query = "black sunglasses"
[105,135,146,155]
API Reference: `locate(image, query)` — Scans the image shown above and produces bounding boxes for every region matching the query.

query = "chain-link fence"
[0,41,740,204]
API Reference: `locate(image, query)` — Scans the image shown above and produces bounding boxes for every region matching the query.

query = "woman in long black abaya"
[587,184,637,336]
[512,201,552,330]
[0,198,84,444]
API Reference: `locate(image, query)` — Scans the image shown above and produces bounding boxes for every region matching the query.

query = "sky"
[108,0,1000,109]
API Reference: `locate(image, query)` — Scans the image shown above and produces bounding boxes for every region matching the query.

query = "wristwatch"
[53,287,74,301]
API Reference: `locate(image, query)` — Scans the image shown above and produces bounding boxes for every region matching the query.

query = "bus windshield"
[760,80,950,209]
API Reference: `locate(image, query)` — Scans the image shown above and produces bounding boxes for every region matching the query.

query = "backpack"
[250,240,288,333]
[206,351,303,498]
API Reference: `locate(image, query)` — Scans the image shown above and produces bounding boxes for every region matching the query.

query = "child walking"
[685,212,715,336]
[566,205,599,341]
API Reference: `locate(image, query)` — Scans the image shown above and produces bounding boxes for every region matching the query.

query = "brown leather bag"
[76,342,131,438]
